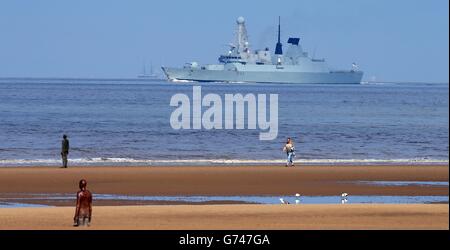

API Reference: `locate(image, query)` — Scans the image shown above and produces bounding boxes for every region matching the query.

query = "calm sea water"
[0,78,448,166]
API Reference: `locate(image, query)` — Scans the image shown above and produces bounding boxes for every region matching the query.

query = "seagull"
[341,193,349,204]
[279,198,290,204]
[295,193,300,204]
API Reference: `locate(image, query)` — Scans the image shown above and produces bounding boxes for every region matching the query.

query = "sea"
[0,78,448,166]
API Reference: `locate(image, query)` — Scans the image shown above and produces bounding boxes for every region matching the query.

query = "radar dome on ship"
[237,16,245,24]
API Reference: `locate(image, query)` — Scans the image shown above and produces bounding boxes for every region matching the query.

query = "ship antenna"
[275,16,283,55]
[142,59,146,74]
[278,16,281,43]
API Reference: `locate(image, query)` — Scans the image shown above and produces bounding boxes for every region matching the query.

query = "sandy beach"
[0,165,448,229]
[0,165,447,196]
[0,204,448,230]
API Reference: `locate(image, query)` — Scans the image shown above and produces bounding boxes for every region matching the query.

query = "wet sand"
[0,165,447,197]
[0,204,448,230]
[0,165,447,229]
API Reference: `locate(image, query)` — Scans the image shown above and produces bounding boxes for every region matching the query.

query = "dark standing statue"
[73,179,93,227]
[61,134,69,168]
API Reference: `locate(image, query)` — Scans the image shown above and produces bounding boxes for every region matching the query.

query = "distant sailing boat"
[138,62,158,79]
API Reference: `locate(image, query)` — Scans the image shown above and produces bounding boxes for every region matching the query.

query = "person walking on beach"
[283,137,295,167]
[61,134,69,168]
[73,179,93,227]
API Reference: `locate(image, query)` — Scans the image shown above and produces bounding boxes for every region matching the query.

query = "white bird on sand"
[295,193,300,204]
[341,193,348,198]
[279,198,290,204]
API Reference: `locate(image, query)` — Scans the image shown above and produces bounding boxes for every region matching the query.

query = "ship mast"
[275,16,283,55]
[236,16,249,53]
[142,61,147,75]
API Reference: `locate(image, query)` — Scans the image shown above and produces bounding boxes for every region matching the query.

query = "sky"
[0,0,448,82]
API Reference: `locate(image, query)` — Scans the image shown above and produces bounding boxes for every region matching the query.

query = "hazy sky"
[0,0,448,82]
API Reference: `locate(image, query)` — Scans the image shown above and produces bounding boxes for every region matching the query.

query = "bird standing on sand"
[295,193,300,204]
[341,193,349,204]
[279,198,290,204]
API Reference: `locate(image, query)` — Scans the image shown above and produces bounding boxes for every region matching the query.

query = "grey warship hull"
[162,66,363,84]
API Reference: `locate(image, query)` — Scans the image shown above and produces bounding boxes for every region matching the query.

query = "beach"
[0,165,447,196]
[0,165,448,229]
[0,204,448,230]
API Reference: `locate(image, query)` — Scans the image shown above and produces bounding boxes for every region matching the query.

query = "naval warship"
[162,17,363,84]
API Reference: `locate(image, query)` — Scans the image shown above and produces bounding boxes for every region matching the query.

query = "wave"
[170,79,195,83]
[0,157,447,166]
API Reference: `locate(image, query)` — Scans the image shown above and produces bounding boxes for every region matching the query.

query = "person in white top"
[283,137,295,167]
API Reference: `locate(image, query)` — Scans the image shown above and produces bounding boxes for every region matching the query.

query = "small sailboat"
[138,62,158,79]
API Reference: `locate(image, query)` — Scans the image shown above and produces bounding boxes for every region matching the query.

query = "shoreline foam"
[0,157,448,167]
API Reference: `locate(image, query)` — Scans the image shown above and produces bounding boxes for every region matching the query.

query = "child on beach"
[73,179,93,227]
[283,138,295,167]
